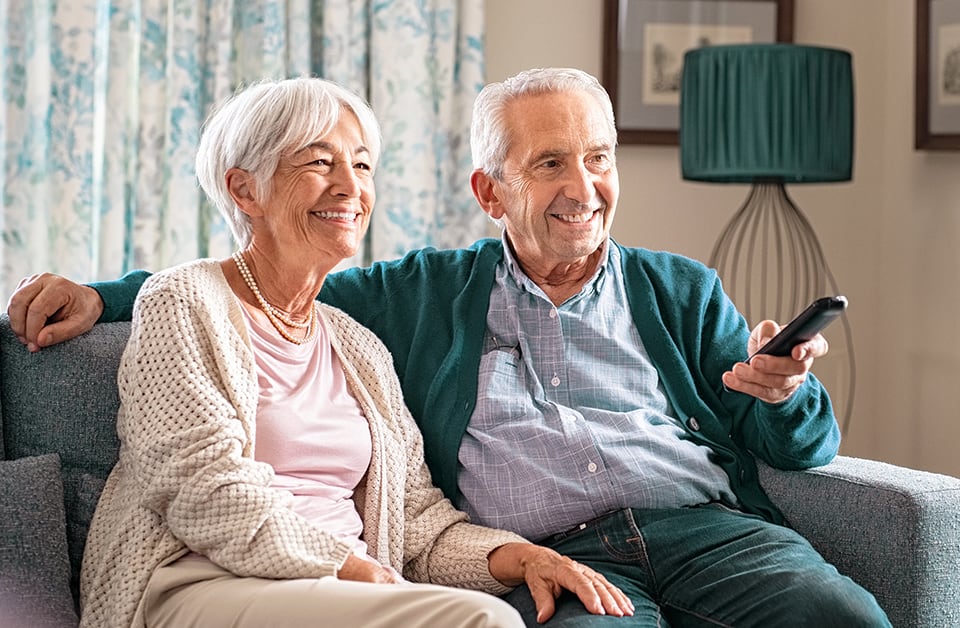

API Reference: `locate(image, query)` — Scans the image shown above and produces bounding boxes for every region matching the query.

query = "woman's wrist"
[487,541,537,586]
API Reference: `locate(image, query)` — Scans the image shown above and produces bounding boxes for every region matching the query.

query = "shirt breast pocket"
[474,347,530,425]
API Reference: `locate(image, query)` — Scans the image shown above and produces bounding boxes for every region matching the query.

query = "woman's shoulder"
[137,259,232,315]
[141,258,225,293]
[318,304,383,345]
[318,304,397,369]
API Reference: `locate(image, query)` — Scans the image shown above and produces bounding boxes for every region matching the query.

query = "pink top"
[240,304,372,556]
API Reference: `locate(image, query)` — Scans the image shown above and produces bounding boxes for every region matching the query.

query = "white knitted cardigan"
[79,259,526,628]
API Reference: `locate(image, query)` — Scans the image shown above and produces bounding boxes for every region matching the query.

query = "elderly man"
[8,68,889,627]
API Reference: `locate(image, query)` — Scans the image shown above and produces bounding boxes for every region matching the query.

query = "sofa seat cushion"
[0,453,79,627]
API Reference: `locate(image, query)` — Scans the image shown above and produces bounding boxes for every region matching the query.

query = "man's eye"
[541,160,561,169]
[589,154,614,170]
[355,162,372,171]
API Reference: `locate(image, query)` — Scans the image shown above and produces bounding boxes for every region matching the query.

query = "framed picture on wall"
[602,0,794,145]
[915,0,960,150]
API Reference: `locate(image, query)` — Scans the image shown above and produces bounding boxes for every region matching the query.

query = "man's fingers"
[23,296,70,344]
[7,278,104,350]
[6,278,46,339]
[31,318,85,349]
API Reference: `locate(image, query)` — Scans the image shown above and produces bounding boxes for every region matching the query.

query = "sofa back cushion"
[0,316,130,604]
[0,453,79,626]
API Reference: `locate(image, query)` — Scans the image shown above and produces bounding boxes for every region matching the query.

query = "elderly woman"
[78,77,631,628]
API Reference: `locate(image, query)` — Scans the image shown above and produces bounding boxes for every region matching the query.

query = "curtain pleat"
[0,0,484,301]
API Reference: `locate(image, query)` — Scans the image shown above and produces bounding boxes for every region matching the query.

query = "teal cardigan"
[96,238,840,524]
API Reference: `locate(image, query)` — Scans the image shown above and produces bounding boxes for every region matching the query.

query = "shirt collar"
[499,231,611,297]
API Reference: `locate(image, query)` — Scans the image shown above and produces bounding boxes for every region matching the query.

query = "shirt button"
[587,462,598,473]
[688,417,701,431]
[551,376,560,387]
[549,309,558,319]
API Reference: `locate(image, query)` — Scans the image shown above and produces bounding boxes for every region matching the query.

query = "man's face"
[488,90,619,277]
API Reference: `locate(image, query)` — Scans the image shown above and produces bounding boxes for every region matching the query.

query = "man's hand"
[488,543,633,623]
[6,273,104,352]
[336,554,404,584]
[721,320,829,404]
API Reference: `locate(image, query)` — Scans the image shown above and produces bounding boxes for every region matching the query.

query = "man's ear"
[470,170,506,220]
[225,168,262,217]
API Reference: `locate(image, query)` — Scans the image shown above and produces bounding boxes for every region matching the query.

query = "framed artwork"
[602,0,794,145]
[916,0,960,150]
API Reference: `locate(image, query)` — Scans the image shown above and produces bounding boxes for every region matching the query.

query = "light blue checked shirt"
[457,237,738,541]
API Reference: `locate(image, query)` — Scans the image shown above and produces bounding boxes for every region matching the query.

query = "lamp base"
[709,182,856,433]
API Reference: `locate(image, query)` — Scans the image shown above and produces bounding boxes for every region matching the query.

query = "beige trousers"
[141,555,524,628]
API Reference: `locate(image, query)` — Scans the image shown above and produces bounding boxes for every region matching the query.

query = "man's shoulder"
[329,239,502,285]
[381,238,501,268]
[614,242,713,277]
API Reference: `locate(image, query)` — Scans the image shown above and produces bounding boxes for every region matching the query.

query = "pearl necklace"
[232,251,318,345]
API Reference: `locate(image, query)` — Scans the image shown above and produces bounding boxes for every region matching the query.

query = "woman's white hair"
[195,76,381,248]
[469,67,617,181]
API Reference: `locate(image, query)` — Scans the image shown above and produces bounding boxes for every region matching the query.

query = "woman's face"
[255,109,375,268]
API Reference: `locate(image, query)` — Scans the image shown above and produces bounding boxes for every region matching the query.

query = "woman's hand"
[487,543,634,623]
[337,554,404,584]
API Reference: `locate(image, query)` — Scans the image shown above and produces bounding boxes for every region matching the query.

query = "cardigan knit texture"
[318,239,840,524]
[97,239,841,527]
[81,259,525,628]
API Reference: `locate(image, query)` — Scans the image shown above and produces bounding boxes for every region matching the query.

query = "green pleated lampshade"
[680,44,854,183]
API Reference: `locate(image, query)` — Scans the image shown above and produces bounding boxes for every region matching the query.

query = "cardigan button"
[688,417,701,431]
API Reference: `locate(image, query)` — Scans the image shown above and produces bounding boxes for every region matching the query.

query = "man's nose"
[563,162,598,204]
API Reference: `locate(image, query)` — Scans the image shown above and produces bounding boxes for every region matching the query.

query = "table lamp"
[679,43,855,430]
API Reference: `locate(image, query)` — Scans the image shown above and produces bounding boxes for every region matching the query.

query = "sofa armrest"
[758,455,960,628]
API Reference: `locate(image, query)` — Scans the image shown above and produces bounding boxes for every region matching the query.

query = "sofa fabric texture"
[1,314,959,627]
[0,318,125,615]
[0,453,78,627]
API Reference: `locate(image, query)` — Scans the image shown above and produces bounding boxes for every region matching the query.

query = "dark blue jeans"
[504,506,891,627]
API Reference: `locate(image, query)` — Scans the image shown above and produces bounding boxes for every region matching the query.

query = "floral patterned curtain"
[0,0,485,302]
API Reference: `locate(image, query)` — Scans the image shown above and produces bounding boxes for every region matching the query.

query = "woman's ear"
[470,170,506,220]
[225,168,262,217]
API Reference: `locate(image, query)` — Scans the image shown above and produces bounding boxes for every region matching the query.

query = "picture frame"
[915,0,960,150]
[602,0,794,145]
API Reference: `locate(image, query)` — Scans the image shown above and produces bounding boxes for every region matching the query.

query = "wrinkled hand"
[721,320,829,404]
[336,554,404,584]
[488,543,633,624]
[5,273,103,352]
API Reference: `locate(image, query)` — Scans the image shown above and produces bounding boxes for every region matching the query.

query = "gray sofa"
[1,314,958,627]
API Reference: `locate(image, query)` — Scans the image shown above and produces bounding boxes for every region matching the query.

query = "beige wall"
[485,0,960,478]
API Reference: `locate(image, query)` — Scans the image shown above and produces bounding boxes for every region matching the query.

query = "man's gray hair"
[195,77,382,248]
[470,68,617,181]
